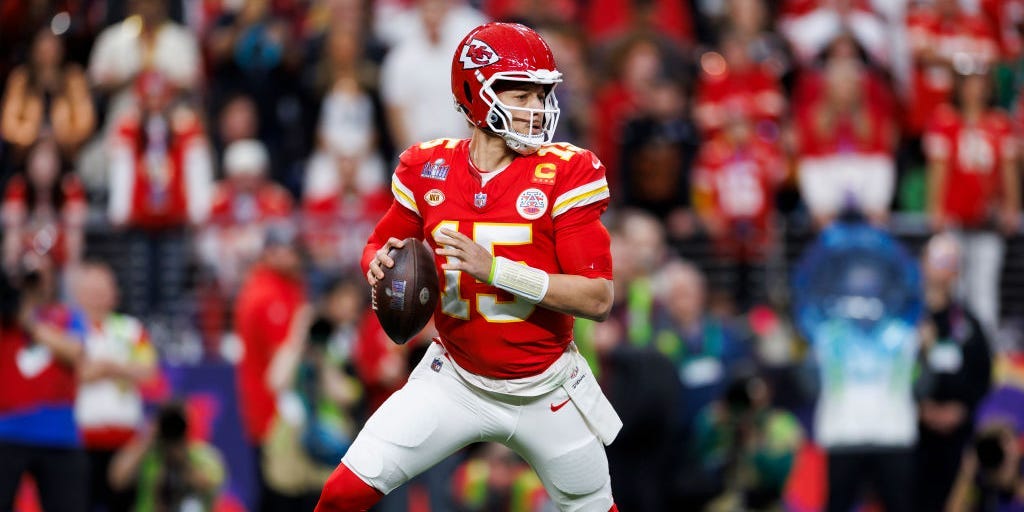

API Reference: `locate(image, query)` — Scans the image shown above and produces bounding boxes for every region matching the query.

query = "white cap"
[224,139,269,177]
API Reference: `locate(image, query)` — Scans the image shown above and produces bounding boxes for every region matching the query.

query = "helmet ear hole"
[463,81,473,104]
[488,112,499,124]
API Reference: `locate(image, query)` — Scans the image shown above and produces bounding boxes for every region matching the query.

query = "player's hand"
[435,228,493,283]
[367,237,407,286]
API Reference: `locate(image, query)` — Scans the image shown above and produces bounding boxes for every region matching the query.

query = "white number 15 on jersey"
[431,221,534,323]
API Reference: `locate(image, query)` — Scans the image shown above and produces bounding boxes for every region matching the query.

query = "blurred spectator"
[199,139,293,295]
[915,233,993,512]
[591,211,669,353]
[72,261,157,512]
[593,34,682,191]
[694,31,786,141]
[778,0,888,67]
[618,78,700,239]
[649,260,753,437]
[88,0,201,118]
[380,0,476,149]
[109,402,226,512]
[946,385,1024,512]
[982,0,1024,62]
[923,65,1019,336]
[206,0,302,95]
[213,94,261,165]
[582,0,692,47]
[906,0,998,137]
[107,71,213,320]
[233,224,310,510]
[1,137,87,276]
[1,28,95,162]
[0,256,87,512]
[451,443,550,512]
[205,0,307,182]
[688,371,804,512]
[697,0,792,80]
[351,313,419,417]
[302,71,391,286]
[984,0,1024,109]
[795,56,896,228]
[590,316,682,511]
[791,221,922,512]
[373,0,486,49]
[259,278,362,510]
[692,103,785,306]
[538,24,594,147]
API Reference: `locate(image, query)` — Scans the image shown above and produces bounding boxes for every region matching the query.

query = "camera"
[974,430,1006,473]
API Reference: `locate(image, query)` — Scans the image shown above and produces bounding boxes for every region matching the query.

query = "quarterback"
[315,22,622,512]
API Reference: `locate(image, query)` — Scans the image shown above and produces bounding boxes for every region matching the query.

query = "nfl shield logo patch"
[474,192,488,208]
[431,358,443,372]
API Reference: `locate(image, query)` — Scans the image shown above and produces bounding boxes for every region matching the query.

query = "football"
[372,238,440,345]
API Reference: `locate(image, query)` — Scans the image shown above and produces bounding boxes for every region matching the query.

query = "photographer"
[689,370,804,512]
[109,402,225,512]
[946,386,1024,512]
[261,276,363,511]
[0,256,88,512]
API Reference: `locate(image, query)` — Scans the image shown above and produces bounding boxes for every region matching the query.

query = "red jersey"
[795,99,894,157]
[692,135,783,225]
[109,108,212,229]
[1,174,87,267]
[907,6,999,134]
[363,139,613,379]
[0,305,81,414]
[234,265,306,442]
[981,0,1024,59]
[923,104,1017,226]
[694,64,785,136]
[208,182,293,226]
[303,188,392,274]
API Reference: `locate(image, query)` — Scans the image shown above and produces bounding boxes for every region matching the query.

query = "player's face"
[496,83,547,137]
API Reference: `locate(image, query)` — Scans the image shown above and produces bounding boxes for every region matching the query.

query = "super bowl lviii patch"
[421,159,450,180]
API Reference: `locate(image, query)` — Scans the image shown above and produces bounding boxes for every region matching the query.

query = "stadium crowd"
[1,0,1024,511]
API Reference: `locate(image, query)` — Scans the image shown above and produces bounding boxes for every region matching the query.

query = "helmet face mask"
[452,24,562,154]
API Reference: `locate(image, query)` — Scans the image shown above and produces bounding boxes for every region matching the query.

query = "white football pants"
[340,342,615,512]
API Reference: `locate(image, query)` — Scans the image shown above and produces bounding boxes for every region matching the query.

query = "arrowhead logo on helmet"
[459,39,500,69]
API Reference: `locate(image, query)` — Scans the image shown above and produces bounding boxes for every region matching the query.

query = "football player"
[315,23,621,512]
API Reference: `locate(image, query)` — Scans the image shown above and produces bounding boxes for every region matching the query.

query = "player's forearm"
[362,203,423,273]
[538,275,613,322]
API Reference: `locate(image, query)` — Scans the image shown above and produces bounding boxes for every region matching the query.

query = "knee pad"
[315,463,383,512]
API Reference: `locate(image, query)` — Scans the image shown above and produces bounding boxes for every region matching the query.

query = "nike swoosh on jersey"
[550,398,572,412]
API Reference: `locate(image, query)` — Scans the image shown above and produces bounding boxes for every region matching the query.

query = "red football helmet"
[451,23,562,154]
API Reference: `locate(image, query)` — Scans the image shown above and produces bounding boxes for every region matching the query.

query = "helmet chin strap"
[503,135,540,155]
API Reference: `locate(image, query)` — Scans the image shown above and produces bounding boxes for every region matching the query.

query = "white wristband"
[489,256,549,304]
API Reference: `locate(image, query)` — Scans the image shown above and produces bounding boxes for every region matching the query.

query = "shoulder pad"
[399,138,464,167]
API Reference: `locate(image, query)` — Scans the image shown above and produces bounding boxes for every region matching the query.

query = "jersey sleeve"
[389,144,435,216]
[552,149,613,279]
[551,149,610,222]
